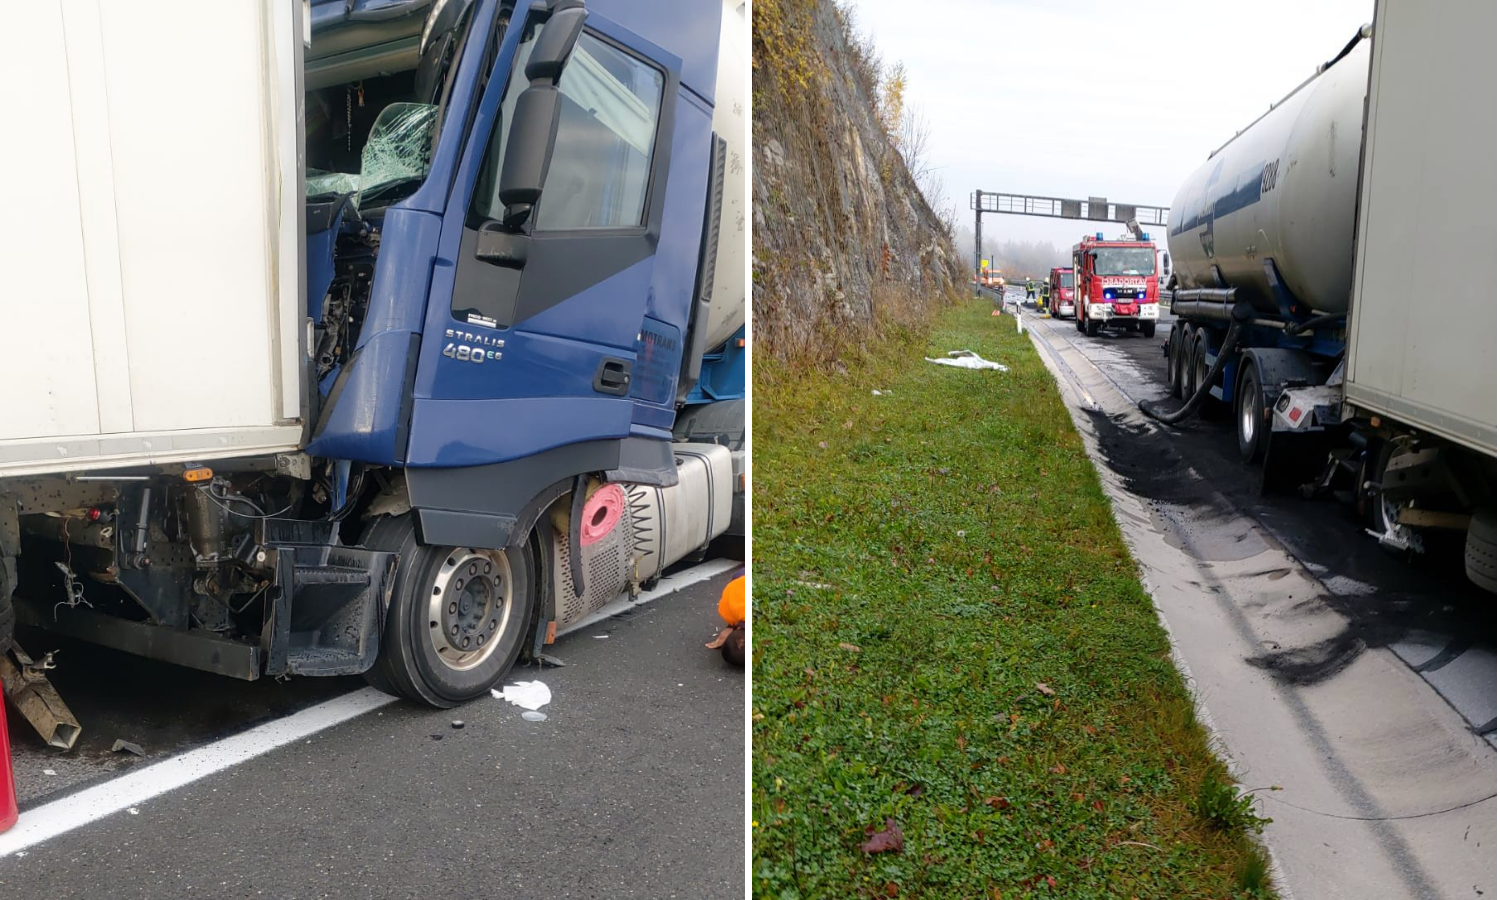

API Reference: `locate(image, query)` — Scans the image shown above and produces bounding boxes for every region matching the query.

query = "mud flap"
[264,544,396,677]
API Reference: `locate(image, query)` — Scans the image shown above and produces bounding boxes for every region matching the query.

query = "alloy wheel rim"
[427,549,513,672]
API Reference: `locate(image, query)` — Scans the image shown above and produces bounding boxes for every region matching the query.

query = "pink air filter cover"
[579,483,626,547]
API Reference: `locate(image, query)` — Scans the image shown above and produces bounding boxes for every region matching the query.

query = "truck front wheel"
[362,515,537,708]
[1140,321,1156,339]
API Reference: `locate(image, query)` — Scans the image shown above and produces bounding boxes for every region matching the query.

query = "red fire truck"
[1072,233,1160,338]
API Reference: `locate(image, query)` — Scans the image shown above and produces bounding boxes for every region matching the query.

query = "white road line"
[0,558,741,858]
[0,688,398,858]
[558,558,741,638]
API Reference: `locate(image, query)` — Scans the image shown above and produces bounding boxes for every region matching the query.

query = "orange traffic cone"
[0,700,18,833]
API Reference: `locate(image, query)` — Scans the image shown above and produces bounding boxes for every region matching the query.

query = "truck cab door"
[409,3,697,473]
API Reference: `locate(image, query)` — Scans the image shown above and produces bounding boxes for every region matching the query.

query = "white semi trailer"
[1158,0,1496,591]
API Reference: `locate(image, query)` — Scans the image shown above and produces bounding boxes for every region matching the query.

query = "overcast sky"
[842,0,1373,255]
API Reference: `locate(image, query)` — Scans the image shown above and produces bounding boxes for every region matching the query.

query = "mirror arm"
[476,221,530,268]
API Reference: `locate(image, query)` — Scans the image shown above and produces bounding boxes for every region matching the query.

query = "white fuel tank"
[1167,38,1369,315]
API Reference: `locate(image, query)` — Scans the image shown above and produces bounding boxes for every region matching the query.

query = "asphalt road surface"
[1015,294,1496,742]
[990,286,1494,898]
[0,567,744,899]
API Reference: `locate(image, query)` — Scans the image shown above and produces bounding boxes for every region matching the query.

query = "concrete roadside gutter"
[1018,311,1496,900]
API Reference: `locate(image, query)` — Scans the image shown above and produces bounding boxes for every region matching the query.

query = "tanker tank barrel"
[1166,35,1371,318]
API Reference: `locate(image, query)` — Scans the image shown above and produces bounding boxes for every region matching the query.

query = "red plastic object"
[0,701,19,833]
[579,483,625,547]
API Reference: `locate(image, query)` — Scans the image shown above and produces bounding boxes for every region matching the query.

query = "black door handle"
[594,358,632,396]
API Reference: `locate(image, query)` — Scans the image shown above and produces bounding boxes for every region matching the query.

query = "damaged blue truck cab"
[0,0,745,714]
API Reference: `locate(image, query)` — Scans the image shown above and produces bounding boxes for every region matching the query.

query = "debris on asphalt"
[111,739,146,757]
[593,634,609,639]
[43,769,56,776]
[430,734,443,741]
[451,720,464,730]
[521,711,547,722]
[128,808,139,816]
[493,680,552,711]
[924,350,1008,371]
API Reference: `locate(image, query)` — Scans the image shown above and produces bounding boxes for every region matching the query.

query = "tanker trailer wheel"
[1166,324,1184,399]
[1235,358,1270,464]
[1183,330,1202,400]
[362,515,538,708]
[1190,329,1221,417]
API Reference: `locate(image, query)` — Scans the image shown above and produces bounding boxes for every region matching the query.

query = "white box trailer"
[0,1,306,477]
[1344,0,1497,458]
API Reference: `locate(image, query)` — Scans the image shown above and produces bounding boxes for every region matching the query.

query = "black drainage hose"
[1139,303,1254,425]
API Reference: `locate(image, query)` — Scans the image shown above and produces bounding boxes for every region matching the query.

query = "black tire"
[1184,331,1202,400]
[1235,358,1269,464]
[1465,509,1496,593]
[362,515,538,708]
[1085,318,1100,337]
[1141,321,1156,339]
[1075,314,1084,333]
[1194,330,1225,419]
[1167,325,1184,399]
[1357,439,1396,532]
[0,558,14,657]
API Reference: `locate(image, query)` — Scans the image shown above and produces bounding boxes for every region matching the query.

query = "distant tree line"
[950,226,1070,281]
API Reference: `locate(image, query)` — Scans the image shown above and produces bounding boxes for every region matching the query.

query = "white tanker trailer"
[1154,0,1496,591]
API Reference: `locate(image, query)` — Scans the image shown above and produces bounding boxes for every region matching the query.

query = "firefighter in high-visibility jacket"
[706,571,745,667]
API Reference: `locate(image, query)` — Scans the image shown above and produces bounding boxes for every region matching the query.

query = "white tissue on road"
[924,350,1008,371]
[492,680,552,711]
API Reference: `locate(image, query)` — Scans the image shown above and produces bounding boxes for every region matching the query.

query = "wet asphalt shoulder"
[0,574,744,900]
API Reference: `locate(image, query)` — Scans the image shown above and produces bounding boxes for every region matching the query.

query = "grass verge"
[751,298,1274,898]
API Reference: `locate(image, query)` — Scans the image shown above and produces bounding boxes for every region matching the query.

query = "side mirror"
[494,3,586,231]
